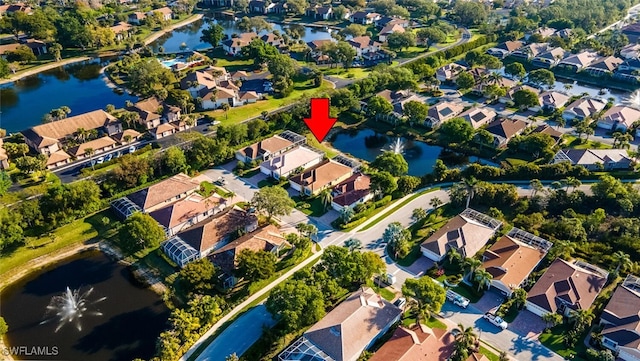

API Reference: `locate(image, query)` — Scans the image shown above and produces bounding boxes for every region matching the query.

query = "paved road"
[195,305,276,361]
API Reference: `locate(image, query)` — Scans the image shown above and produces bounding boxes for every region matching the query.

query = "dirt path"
[143,14,204,46]
[0,56,92,85]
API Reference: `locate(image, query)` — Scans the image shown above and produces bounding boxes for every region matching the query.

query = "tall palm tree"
[429,197,443,209]
[221,103,230,119]
[542,312,563,329]
[488,71,503,85]
[462,177,478,208]
[340,206,354,224]
[463,258,482,275]
[562,176,581,192]
[530,179,544,197]
[568,309,595,330]
[344,238,362,251]
[85,147,95,170]
[447,248,462,265]
[612,250,632,274]
[473,268,493,292]
[319,189,333,210]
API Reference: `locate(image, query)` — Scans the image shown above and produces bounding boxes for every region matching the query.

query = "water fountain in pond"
[625,90,640,110]
[387,138,405,154]
[40,286,106,332]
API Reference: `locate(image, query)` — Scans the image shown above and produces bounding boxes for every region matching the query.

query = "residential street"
[185,163,609,361]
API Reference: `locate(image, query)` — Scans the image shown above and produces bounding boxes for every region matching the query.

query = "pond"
[331,129,457,176]
[0,61,138,134]
[149,18,334,53]
[0,251,170,361]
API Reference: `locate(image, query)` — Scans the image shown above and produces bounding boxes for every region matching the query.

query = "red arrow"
[304,98,337,143]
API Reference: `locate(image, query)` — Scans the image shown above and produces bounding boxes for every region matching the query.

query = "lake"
[0,62,138,134]
[149,18,334,53]
[0,251,169,361]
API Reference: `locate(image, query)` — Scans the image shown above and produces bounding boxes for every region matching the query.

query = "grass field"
[562,134,612,149]
[0,209,119,281]
[538,324,588,361]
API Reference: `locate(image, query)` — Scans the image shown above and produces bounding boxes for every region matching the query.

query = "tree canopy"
[371,151,409,176]
[252,186,295,221]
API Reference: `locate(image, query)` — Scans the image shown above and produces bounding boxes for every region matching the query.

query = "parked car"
[483,312,508,330]
[446,289,469,308]
[393,297,406,309]
[386,273,397,285]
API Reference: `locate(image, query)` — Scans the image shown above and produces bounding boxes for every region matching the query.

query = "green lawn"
[292,196,328,217]
[322,67,371,80]
[402,309,447,330]
[452,282,484,304]
[0,210,119,284]
[305,133,339,158]
[203,80,332,125]
[538,324,588,361]
[198,181,216,197]
[479,345,500,361]
[361,187,440,232]
[371,283,396,301]
[562,134,612,149]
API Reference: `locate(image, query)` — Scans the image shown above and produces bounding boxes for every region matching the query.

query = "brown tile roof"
[149,193,225,230]
[127,173,200,211]
[177,208,258,253]
[111,129,142,144]
[332,173,371,207]
[45,150,71,166]
[482,235,546,292]
[421,209,501,259]
[601,275,640,350]
[230,70,248,79]
[153,6,172,15]
[380,23,405,35]
[222,32,258,48]
[485,118,527,140]
[370,325,454,361]
[527,258,607,314]
[152,122,177,135]
[180,70,219,90]
[532,124,562,142]
[110,21,133,34]
[209,224,288,273]
[68,136,117,157]
[289,159,353,191]
[304,287,402,361]
[22,110,119,148]
[238,135,294,160]
[348,36,381,49]
[129,11,146,20]
[307,39,333,50]
[134,97,162,114]
[239,91,259,100]
[0,43,20,55]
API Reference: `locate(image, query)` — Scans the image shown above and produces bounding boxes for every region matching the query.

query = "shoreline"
[0,13,204,86]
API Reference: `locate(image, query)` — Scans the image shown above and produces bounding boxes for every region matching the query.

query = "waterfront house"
[222,32,258,56]
[306,5,333,20]
[110,22,134,42]
[459,106,497,129]
[150,192,227,236]
[22,110,122,155]
[485,118,527,147]
[161,208,258,267]
[331,173,372,212]
[425,101,464,128]
[236,133,298,163]
[596,105,640,132]
[210,224,289,287]
[149,7,173,21]
[420,208,502,262]
[526,258,607,317]
[289,159,354,196]
[482,228,551,296]
[260,146,325,180]
[537,90,570,111]
[599,274,640,361]
[279,287,402,361]
[128,11,146,25]
[68,136,117,160]
[347,36,382,58]
[557,51,598,72]
[620,43,640,59]
[562,98,607,122]
[584,56,623,77]
[349,11,381,24]
[531,47,566,68]
[552,149,633,170]
[510,43,550,61]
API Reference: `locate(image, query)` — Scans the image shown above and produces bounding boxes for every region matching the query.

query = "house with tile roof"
[562,98,607,122]
[378,23,405,42]
[149,192,228,236]
[436,63,467,82]
[67,136,117,159]
[420,208,502,262]
[162,208,258,267]
[22,110,122,155]
[122,173,201,213]
[111,129,142,145]
[128,11,146,25]
[531,47,566,68]
[236,134,297,163]
[129,97,181,130]
[552,149,633,170]
[45,150,72,169]
[279,287,402,361]
[485,118,527,147]
[531,124,563,144]
[511,43,551,61]
[557,51,598,72]
[585,56,624,77]
[149,6,173,21]
[537,90,570,111]
[150,122,177,139]
[621,43,640,59]
[375,16,409,29]
[459,107,497,129]
[260,146,325,180]
[110,22,134,41]
[349,11,381,24]
[526,258,608,317]
[600,275,640,361]
[597,105,640,132]
[487,41,524,59]
[425,101,464,128]
[209,224,289,286]
[482,228,552,296]
[347,36,382,58]
[222,32,258,56]
[289,159,354,196]
[331,173,372,211]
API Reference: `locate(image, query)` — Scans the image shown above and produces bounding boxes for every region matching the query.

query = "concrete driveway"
[195,305,275,361]
[509,310,548,339]
[474,290,506,314]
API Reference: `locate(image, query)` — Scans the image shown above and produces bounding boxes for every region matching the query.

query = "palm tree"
[85,147,95,170]
[530,179,544,197]
[463,258,482,275]
[568,309,595,330]
[429,197,443,209]
[340,206,354,224]
[123,134,133,143]
[562,176,582,192]
[542,313,563,329]
[453,323,478,358]
[447,248,462,265]
[60,106,71,117]
[462,177,478,208]
[319,189,333,210]
[612,250,632,274]
[473,268,493,292]
[221,103,230,119]
[76,127,88,142]
[563,83,573,91]
[412,207,428,222]
[488,71,503,85]
[344,238,362,251]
